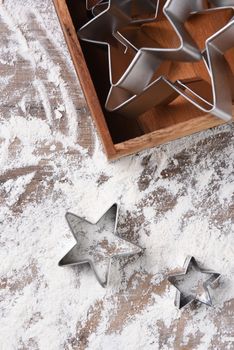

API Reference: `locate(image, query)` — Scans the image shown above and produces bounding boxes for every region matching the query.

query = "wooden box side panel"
[52,0,117,159]
[114,114,232,158]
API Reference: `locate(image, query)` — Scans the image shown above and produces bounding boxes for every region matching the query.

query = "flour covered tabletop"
[0,0,233,349]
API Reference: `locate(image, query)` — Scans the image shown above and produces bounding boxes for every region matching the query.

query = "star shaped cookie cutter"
[171,2,234,121]
[168,256,221,309]
[112,0,203,95]
[81,0,234,121]
[104,0,206,117]
[106,0,234,120]
[79,0,159,85]
[59,204,142,287]
[80,0,204,118]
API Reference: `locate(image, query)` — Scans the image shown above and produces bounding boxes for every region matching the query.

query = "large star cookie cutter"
[172,21,234,121]
[81,0,234,121]
[168,256,221,309]
[59,204,142,287]
[104,0,206,117]
[79,0,203,118]
[171,2,234,121]
[111,0,203,95]
[106,0,234,120]
[79,0,159,85]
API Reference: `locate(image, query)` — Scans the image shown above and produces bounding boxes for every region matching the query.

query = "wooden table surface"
[0,1,233,349]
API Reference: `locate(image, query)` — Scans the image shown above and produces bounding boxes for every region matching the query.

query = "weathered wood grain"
[0,1,233,349]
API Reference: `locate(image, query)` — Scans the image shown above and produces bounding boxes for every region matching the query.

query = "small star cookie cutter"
[59,204,142,287]
[168,256,221,309]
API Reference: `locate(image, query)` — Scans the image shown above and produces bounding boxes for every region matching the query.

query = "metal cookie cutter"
[209,0,234,9]
[170,1,234,121]
[86,0,103,11]
[82,0,233,121]
[105,75,179,118]
[92,0,159,23]
[210,0,234,100]
[79,0,136,85]
[168,256,221,309]
[79,0,159,85]
[172,16,234,121]
[107,1,234,120]
[59,204,142,288]
[89,0,109,15]
[91,1,108,16]
[112,0,203,95]
[105,0,206,117]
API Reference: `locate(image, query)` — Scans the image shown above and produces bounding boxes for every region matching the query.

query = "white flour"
[0,1,233,349]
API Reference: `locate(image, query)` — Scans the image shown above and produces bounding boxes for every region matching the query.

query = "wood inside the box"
[66,0,234,143]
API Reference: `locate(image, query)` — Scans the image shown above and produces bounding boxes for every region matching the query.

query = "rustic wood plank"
[0,1,233,349]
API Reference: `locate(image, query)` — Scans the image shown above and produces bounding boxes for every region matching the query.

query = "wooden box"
[53,0,234,160]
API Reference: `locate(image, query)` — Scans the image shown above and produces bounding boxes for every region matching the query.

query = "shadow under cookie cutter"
[59,204,142,288]
[168,256,221,309]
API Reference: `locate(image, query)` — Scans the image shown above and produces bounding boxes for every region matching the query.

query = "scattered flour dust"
[0,0,233,349]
